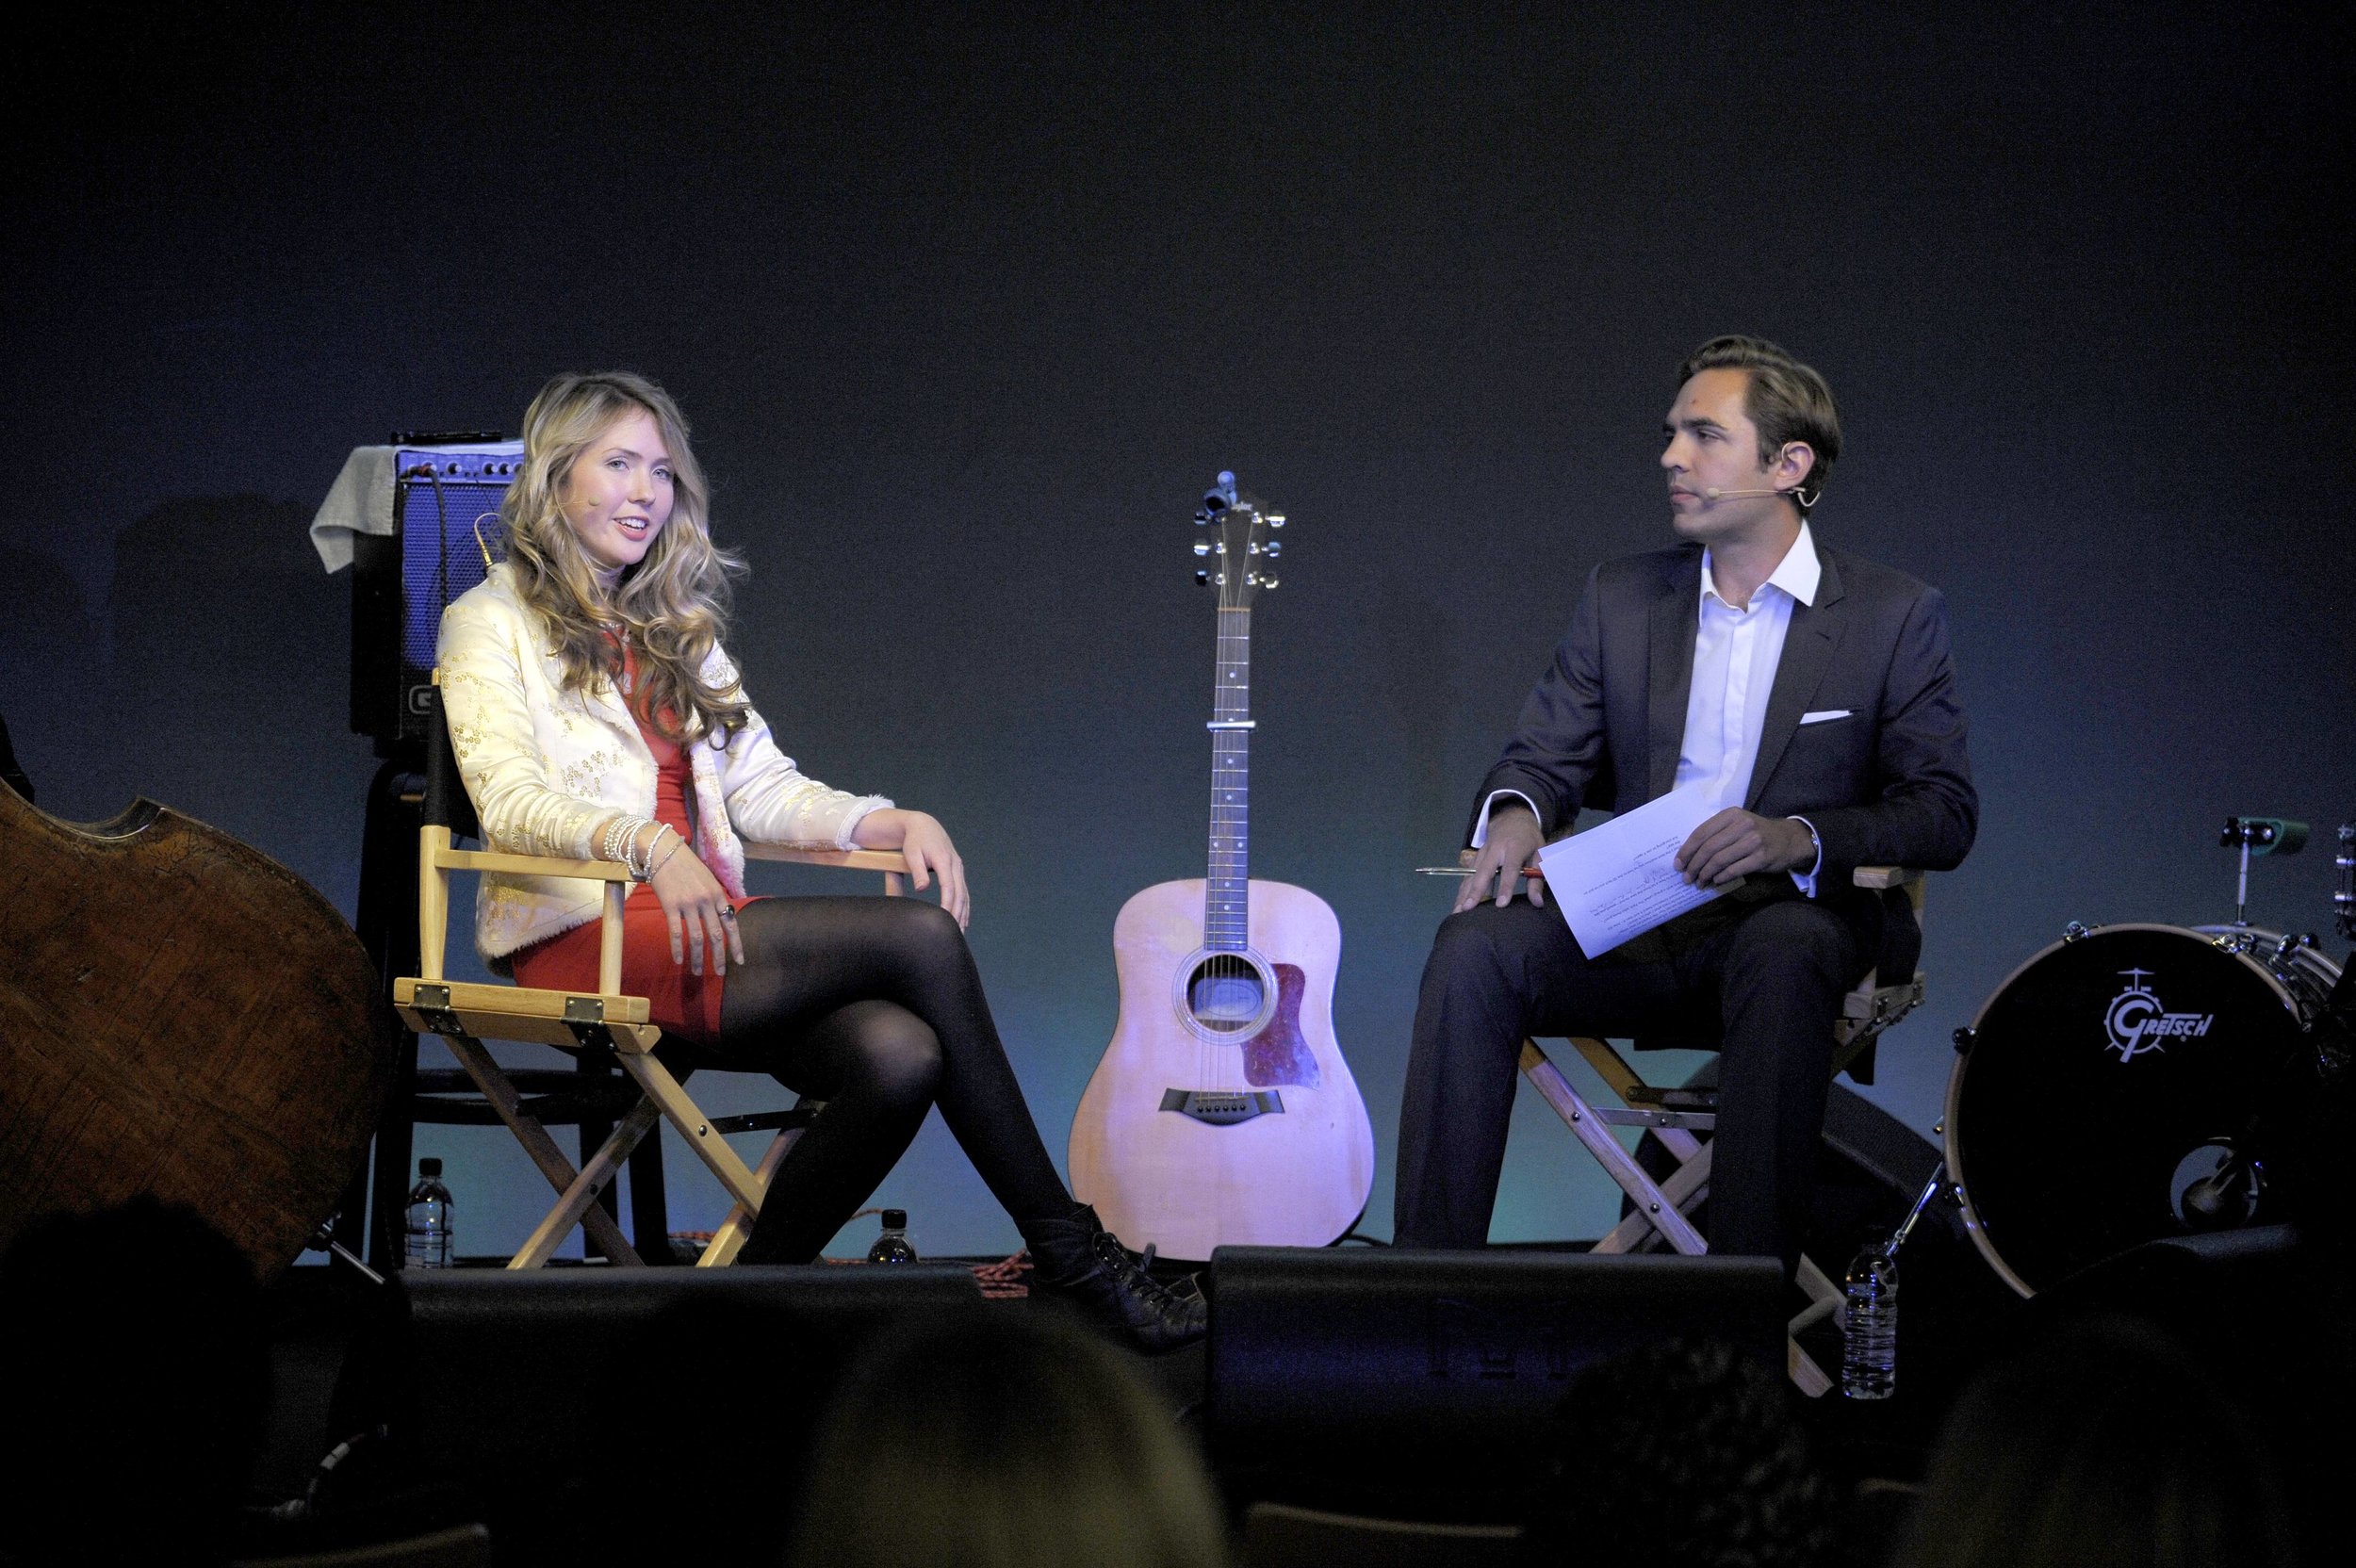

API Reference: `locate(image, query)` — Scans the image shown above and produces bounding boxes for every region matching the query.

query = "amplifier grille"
[350,445,520,747]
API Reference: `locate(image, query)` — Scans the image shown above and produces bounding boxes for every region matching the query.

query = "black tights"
[680,895,1080,1265]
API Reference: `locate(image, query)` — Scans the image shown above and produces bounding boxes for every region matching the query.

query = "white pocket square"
[1799,709,1853,725]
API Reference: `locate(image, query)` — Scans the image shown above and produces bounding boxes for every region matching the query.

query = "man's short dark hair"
[1678,335,1842,509]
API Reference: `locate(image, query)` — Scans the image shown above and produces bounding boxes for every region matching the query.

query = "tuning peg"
[1266,513,1285,528]
[1194,510,1210,525]
[1193,541,1210,556]
[1195,568,1209,585]
[1261,576,1280,589]
[1265,541,1281,557]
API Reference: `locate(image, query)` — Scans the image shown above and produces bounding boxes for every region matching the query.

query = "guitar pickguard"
[1242,964,1320,1089]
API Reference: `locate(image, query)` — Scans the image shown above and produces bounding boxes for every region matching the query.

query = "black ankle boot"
[1025,1206,1207,1353]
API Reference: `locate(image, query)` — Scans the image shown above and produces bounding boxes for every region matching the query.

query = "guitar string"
[1208,592,1252,1092]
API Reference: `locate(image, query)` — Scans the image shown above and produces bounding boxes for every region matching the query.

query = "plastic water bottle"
[865,1208,917,1265]
[403,1157,454,1269]
[1841,1234,1899,1399]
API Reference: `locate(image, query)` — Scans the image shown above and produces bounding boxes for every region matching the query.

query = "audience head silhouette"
[0,1197,269,1567]
[1520,1336,1836,1568]
[788,1307,1227,1568]
[1893,1313,2297,1568]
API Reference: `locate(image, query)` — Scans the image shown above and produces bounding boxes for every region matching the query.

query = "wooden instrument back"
[0,784,397,1280]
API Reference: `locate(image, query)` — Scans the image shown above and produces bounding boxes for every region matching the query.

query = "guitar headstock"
[1193,469,1284,609]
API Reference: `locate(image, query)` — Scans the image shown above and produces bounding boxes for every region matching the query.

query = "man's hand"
[1454,805,1546,913]
[1674,808,1816,888]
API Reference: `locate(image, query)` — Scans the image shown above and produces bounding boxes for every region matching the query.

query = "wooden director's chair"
[390,685,909,1268]
[1513,864,1928,1395]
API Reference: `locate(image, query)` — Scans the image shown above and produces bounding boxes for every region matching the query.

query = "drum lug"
[1952,1024,1976,1054]
[2062,921,2090,942]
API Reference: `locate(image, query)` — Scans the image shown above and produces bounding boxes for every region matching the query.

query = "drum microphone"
[2181,1148,2255,1230]
[2220,816,2308,925]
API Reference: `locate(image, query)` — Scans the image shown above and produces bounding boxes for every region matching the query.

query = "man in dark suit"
[1394,336,1976,1269]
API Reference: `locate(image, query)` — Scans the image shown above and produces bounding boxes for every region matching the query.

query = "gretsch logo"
[2102,968,2211,1062]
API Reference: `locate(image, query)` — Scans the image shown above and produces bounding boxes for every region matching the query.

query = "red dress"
[509,645,753,1048]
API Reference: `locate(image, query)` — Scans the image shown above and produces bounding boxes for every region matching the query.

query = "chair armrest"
[435,846,637,881]
[744,842,910,874]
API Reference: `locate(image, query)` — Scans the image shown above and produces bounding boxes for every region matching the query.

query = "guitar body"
[0,786,399,1281]
[1070,877,1374,1262]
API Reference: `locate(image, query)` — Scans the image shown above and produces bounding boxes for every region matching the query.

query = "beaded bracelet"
[602,814,653,871]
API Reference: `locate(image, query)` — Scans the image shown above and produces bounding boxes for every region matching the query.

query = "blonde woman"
[436,371,1202,1350]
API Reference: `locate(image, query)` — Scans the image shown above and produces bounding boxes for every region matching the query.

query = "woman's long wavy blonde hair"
[499,370,751,746]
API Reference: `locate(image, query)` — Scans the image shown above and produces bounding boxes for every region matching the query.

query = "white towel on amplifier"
[307,441,525,573]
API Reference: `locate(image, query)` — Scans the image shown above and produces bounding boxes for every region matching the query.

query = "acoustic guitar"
[1068,475,1374,1262]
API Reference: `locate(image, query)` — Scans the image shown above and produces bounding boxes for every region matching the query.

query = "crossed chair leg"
[1517,1037,1846,1396]
[440,1030,813,1269]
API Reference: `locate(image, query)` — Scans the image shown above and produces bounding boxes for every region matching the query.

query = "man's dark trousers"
[1392,885,1878,1270]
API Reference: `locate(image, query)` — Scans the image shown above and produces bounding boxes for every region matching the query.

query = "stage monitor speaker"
[1206,1246,1780,1513]
[333,1264,984,1517]
[350,441,522,749]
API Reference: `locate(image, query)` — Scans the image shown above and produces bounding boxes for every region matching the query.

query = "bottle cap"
[881,1209,907,1230]
[419,1157,443,1177]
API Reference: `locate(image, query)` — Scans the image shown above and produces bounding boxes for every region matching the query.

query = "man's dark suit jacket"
[1474,540,1977,998]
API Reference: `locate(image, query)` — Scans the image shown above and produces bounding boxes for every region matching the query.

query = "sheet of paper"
[1536,784,1726,956]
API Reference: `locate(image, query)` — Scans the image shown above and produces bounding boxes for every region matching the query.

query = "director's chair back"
[1515,866,1930,1395]
[389,682,907,1267]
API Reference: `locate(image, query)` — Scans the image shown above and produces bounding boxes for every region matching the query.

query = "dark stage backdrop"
[4,5,2348,1260]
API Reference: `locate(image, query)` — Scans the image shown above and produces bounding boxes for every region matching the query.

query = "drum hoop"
[1941,922,2314,1300]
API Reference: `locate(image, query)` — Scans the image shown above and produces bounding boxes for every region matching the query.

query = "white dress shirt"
[1477,523,1825,895]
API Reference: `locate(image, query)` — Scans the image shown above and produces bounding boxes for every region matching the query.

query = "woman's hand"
[643,825,744,975]
[853,808,970,928]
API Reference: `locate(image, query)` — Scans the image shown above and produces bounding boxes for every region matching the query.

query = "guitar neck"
[1205,604,1251,953]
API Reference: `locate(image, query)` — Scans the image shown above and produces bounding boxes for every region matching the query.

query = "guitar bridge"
[1159,1088,1285,1124]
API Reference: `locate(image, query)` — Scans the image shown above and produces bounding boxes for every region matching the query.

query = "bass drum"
[1944,923,2340,1297]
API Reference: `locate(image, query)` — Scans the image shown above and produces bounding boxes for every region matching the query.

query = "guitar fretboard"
[1205,604,1252,952]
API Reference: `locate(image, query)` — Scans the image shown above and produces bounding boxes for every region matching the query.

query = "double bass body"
[0,783,396,1280]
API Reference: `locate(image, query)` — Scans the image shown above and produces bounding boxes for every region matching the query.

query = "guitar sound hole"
[1187,956,1266,1034]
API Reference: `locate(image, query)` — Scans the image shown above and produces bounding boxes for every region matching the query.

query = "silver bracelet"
[649,833,687,879]
[631,824,672,882]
